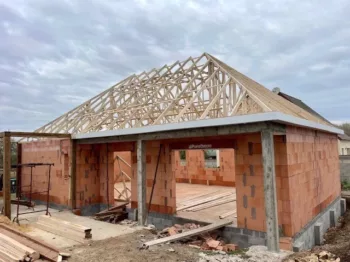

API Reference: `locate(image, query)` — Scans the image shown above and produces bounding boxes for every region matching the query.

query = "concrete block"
[248,236,266,245]
[330,209,336,227]
[341,198,346,215]
[243,229,253,236]
[314,223,323,245]
[293,241,305,252]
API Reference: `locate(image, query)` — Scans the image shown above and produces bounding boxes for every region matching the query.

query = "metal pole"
[46,165,52,216]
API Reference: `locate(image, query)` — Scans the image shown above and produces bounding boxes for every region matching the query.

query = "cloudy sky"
[0,0,349,131]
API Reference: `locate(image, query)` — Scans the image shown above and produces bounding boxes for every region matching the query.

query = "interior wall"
[20,139,71,207]
[173,149,235,186]
[283,126,341,236]
[75,144,114,214]
[131,141,176,214]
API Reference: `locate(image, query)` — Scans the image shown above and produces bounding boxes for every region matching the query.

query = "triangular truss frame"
[34,53,328,134]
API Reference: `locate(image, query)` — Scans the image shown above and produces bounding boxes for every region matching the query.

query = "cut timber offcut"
[143,220,233,247]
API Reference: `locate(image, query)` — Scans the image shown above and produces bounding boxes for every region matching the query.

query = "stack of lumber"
[177,191,236,212]
[34,215,91,243]
[0,222,59,262]
[0,233,39,261]
[94,202,128,224]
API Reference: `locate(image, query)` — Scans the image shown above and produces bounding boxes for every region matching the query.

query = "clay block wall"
[235,133,288,233]
[20,139,71,207]
[173,149,235,186]
[131,141,176,214]
[235,133,266,232]
[114,151,132,183]
[282,126,341,236]
[76,144,114,211]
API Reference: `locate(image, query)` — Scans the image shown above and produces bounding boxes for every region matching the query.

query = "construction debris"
[94,202,129,224]
[285,250,340,262]
[143,220,233,249]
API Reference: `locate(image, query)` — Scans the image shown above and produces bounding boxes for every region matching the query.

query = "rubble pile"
[286,251,340,262]
[157,223,238,251]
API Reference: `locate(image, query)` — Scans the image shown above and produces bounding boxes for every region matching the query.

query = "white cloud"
[0,0,350,131]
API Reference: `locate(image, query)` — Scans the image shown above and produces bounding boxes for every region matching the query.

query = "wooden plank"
[219,210,237,219]
[0,224,59,262]
[177,190,220,206]
[1,131,71,138]
[0,233,39,260]
[33,222,86,243]
[143,220,233,247]
[3,134,11,219]
[177,191,234,211]
[38,215,91,236]
[187,196,236,212]
[95,209,123,217]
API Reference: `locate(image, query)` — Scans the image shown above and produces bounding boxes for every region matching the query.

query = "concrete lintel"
[76,122,285,144]
[137,139,146,225]
[261,129,279,252]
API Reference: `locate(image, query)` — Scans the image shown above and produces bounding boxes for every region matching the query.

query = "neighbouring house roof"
[339,134,350,141]
[272,88,333,125]
[34,52,336,135]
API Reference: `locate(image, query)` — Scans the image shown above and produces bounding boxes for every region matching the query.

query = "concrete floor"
[115,182,237,224]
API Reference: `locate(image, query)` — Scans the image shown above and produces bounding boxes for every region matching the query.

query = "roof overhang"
[73,112,343,140]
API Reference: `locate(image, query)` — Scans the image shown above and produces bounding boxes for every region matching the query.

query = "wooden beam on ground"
[2,133,11,219]
[143,220,233,247]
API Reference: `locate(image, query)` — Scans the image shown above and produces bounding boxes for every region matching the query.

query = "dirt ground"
[284,209,350,261]
[67,229,201,262]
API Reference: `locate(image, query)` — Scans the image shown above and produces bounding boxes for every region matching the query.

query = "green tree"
[337,122,350,136]
[0,138,18,168]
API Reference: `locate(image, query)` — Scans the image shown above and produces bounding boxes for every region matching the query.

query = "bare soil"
[284,209,350,261]
[67,229,200,262]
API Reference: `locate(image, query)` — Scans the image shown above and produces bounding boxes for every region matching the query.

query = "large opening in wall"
[172,141,237,224]
[113,151,132,203]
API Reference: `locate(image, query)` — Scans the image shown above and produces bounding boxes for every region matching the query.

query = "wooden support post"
[2,133,11,219]
[69,139,77,209]
[137,140,146,225]
[261,129,279,252]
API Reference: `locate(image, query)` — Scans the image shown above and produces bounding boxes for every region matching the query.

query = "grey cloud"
[0,0,350,131]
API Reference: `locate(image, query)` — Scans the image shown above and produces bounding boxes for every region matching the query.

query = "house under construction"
[1,53,346,252]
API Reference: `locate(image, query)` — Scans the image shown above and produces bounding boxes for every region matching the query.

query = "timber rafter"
[34,53,330,135]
